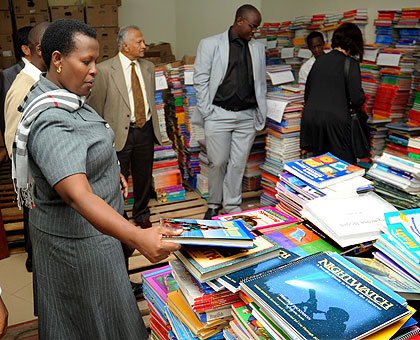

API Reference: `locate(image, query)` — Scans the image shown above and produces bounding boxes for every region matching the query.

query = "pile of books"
[242,133,266,192]
[153,144,186,203]
[340,8,368,25]
[374,208,420,291]
[260,85,303,207]
[374,10,401,46]
[307,13,326,30]
[368,152,420,194]
[154,67,169,143]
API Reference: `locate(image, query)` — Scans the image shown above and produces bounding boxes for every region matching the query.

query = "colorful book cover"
[213,207,299,230]
[174,233,281,282]
[231,301,275,340]
[278,172,326,200]
[283,153,365,188]
[384,209,420,264]
[240,252,411,340]
[141,265,179,303]
[161,218,255,248]
[263,223,340,258]
[344,256,420,300]
[217,248,300,293]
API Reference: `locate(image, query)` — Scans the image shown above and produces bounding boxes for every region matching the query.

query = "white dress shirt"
[118,52,150,123]
[298,56,316,85]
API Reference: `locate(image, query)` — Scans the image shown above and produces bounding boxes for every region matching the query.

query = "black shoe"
[204,208,220,220]
[131,281,143,299]
[25,257,33,273]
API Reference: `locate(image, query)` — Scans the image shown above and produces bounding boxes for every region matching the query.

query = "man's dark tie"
[130,61,146,128]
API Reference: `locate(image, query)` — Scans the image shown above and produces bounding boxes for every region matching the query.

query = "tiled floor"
[0,253,35,326]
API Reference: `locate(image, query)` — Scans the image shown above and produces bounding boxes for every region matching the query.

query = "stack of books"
[237,251,412,340]
[368,152,420,194]
[374,10,401,46]
[408,135,420,161]
[307,13,326,30]
[142,265,179,340]
[276,153,372,217]
[153,144,186,203]
[242,133,266,192]
[341,8,368,25]
[154,67,169,143]
[290,16,311,47]
[374,208,420,286]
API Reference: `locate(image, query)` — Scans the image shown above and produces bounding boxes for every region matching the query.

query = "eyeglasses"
[241,17,260,31]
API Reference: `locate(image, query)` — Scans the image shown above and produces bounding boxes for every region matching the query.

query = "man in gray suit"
[193,4,267,219]
[89,25,161,229]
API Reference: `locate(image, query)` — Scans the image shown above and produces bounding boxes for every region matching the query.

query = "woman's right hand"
[134,225,183,263]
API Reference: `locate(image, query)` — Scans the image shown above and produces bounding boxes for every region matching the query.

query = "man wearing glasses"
[193,4,267,219]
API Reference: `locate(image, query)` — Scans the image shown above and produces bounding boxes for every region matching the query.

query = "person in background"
[0,287,7,339]
[12,18,181,339]
[88,25,162,297]
[0,26,32,137]
[298,31,325,85]
[300,22,365,165]
[4,22,49,274]
[193,4,267,219]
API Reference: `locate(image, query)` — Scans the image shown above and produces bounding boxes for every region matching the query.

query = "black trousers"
[117,120,155,223]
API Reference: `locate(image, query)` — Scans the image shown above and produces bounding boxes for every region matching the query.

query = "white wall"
[118,0,177,55]
[118,0,420,59]
[174,0,262,58]
[261,0,420,45]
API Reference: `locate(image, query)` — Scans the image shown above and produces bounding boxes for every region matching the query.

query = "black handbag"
[344,57,370,159]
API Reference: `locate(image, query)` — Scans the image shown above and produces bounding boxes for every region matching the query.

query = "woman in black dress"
[300,23,366,164]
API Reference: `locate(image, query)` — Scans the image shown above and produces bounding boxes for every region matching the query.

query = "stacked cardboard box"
[145,42,176,64]
[0,1,14,69]
[50,5,84,22]
[13,0,50,29]
[85,0,120,62]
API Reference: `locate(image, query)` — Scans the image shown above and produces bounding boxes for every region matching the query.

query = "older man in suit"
[193,4,267,219]
[89,25,161,229]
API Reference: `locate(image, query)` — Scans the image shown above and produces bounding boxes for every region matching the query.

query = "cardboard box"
[13,0,49,14]
[48,0,80,5]
[15,13,50,29]
[0,11,12,35]
[160,54,175,63]
[98,41,117,57]
[95,26,118,45]
[50,5,84,21]
[0,0,9,10]
[0,34,14,55]
[85,0,120,6]
[145,42,172,58]
[0,55,16,68]
[144,57,161,65]
[85,5,117,27]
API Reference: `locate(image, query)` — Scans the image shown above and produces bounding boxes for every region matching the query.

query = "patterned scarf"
[12,86,85,209]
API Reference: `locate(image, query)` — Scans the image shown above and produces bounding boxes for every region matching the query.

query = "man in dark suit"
[0,26,32,137]
[89,25,162,297]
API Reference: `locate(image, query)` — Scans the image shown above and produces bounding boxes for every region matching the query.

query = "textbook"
[174,233,282,282]
[344,256,420,301]
[240,252,411,340]
[283,153,365,189]
[213,207,299,232]
[216,248,300,293]
[160,218,255,248]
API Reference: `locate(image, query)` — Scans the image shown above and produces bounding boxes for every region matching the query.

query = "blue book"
[283,153,365,189]
[217,248,300,293]
[160,218,255,248]
[240,252,411,340]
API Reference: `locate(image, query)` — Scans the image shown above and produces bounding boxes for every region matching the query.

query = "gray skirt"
[31,224,148,340]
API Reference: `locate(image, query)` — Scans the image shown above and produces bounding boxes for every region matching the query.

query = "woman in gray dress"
[11,19,182,340]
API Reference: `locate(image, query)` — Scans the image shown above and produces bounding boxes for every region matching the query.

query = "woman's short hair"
[332,22,364,61]
[41,19,97,70]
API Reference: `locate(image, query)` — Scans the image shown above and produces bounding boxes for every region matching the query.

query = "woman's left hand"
[120,173,128,199]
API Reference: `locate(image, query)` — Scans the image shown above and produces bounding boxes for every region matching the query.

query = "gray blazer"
[192,29,267,131]
[88,55,162,152]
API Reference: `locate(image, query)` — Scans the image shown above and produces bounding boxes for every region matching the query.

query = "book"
[344,256,420,301]
[174,233,282,282]
[160,218,255,248]
[302,192,397,247]
[266,220,344,254]
[213,207,299,232]
[217,248,300,293]
[240,252,411,340]
[283,153,365,189]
